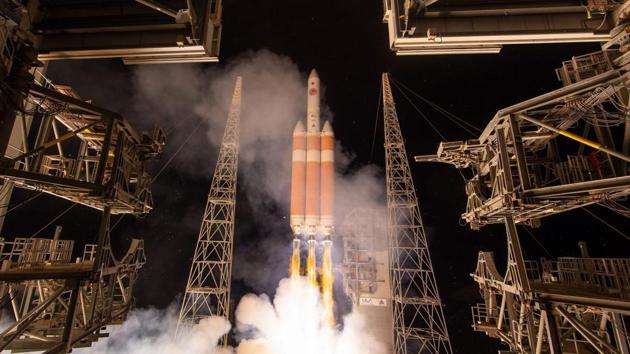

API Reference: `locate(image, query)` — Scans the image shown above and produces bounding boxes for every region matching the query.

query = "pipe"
[518,114,630,163]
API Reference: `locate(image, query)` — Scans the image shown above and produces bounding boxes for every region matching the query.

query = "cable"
[151,118,203,183]
[392,77,482,136]
[598,198,630,218]
[391,79,447,141]
[0,191,44,218]
[396,79,481,135]
[111,215,126,232]
[390,79,468,183]
[519,226,553,258]
[31,203,76,238]
[369,84,382,162]
[583,208,630,241]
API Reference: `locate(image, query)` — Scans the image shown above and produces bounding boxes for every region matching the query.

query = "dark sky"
[4,1,630,353]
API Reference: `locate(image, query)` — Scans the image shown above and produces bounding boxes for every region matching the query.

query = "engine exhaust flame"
[321,240,335,328]
[306,239,318,288]
[289,239,301,277]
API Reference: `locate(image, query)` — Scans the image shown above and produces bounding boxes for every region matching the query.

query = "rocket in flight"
[290,69,334,239]
[288,69,336,327]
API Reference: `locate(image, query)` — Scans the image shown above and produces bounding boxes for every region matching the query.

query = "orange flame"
[321,240,335,327]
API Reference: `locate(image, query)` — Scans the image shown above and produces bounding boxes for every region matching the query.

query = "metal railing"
[0,238,74,266]
[556,50,615,86]
[541,257,630,298]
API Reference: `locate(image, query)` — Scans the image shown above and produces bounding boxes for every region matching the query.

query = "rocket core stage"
[288,69,336,328]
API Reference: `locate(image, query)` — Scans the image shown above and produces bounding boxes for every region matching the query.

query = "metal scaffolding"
[470,219,630,354]
[0,222,146,353]
[0,14,166,351]
[382,0,621,56]
[412,23,630,353]
[416,47,630,230]
[177,77,241,341]
[382,73,452,354]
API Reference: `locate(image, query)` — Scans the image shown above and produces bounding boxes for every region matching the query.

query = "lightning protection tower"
[177,77,242,342]
[382,73,452,354]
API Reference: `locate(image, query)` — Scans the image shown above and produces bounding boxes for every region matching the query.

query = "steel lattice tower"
[382,73,452,354]
[177,77,242,340]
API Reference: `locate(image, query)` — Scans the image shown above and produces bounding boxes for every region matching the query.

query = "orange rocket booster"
[290,121,306,232]
[289,69,334,236]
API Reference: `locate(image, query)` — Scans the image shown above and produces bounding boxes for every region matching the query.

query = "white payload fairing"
[290,69,334,237]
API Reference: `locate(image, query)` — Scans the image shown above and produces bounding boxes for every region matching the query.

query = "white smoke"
[235,277,386,354]
[0,310,15,332]
[83,277,386,354]
[77,50,387,353]
[82,305,231,354]
[132,49,384,237]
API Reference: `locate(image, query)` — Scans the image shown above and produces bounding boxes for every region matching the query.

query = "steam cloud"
[83,277,386,354]
[81,50,386,353]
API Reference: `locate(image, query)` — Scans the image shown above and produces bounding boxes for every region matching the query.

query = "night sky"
[3,1,630,353]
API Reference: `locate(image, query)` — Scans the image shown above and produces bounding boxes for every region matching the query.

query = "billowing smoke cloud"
[235,278,386,354]
[83,50,387,353]
[132,49,385,292]
[83,278,386,354]
[82,305,231,354]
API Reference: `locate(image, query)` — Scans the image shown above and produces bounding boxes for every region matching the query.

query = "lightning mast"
[382,73,452,354]
[177,77,242,341]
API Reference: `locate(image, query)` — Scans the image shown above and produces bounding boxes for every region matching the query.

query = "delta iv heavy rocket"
[289,68,336,326]
[290,69,334,239]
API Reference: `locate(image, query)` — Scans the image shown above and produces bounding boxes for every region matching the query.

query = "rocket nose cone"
[309,69,319,79]
[321,120,333,134]
[294,120,306,134]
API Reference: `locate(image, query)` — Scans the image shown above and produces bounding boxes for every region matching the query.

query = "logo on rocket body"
[290,69,334,237]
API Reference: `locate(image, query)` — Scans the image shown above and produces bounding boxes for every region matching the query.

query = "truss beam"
[177,77,241,343]
[382,73,452,354]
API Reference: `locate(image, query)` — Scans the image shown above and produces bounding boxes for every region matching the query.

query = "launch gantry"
[416,46,630,229]
[1,83,166,215]
[2,0,222,64]
[0,8,166,352]
[412,22,630,354]
[0,77,163,352]
[382,73,452,354]
[177,77,241,343]
[0,226,146,353]
[382,0,624,55]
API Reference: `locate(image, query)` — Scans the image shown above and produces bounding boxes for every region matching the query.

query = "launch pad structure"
[382,0,625,55]
[340,208,393,349]
[176,76,241,343]
[2,0,629,353]
[0,71,165,352]
[0,1,225,352]
[403,8,630,354]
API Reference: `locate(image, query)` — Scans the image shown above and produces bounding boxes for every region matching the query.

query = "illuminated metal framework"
[416,47,630,230]
[177,77,241,340]
[0,16,164,351]
[382,0,622,56]
[382,73,452,354]
[471,230,630,354]
[0,223,146,353]
[413,32,630,353]
[0,83,166,215]
[0,79,161,352]
[29,0,223,64]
